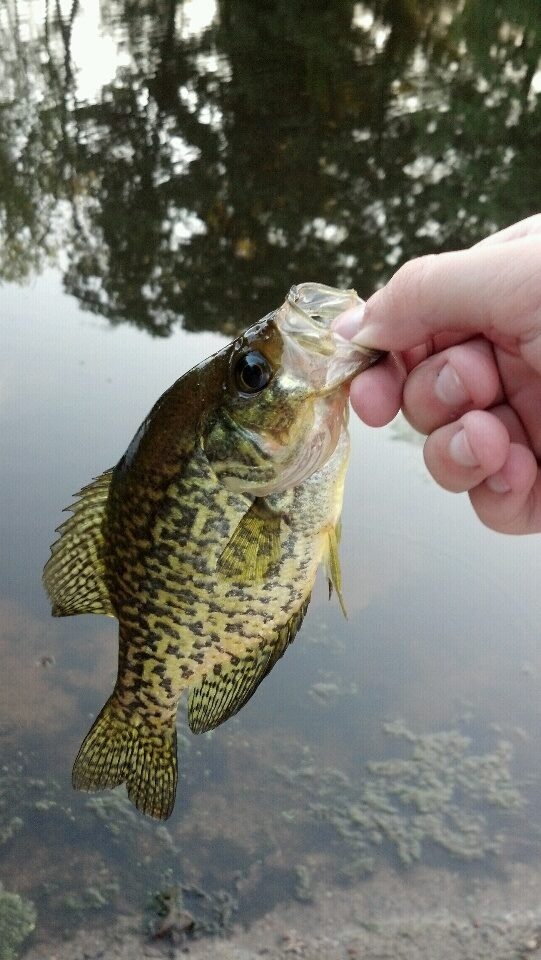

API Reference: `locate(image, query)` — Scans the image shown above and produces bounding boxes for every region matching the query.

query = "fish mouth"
[275,282,385,392]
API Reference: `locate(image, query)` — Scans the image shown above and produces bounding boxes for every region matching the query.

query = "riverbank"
[24,860,541,960]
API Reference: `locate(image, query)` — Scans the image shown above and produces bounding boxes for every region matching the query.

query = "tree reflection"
[0,0,539,334]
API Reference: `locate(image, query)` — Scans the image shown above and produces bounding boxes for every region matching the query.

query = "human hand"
[334,215,541,534]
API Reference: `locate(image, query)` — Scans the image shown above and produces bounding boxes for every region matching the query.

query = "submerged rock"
[145,881,238,944]
[293,864,313,902]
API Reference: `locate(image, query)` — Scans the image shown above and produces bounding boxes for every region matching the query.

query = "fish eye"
[234,350,272,394]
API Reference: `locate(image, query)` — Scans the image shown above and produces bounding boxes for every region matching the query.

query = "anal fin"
[43,468,114,617]
[188,597,310,734]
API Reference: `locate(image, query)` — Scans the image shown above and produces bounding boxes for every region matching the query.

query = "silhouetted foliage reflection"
[0,0,539,335]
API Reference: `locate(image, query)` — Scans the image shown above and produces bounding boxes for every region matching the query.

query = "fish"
[43,283,383,820]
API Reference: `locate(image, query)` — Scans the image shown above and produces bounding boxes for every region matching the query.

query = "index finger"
[352,237,541,370]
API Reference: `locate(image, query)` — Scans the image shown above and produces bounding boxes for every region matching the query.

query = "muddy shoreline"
[24,861,541,960]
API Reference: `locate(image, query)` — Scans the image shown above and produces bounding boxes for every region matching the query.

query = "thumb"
[339,237,541,372]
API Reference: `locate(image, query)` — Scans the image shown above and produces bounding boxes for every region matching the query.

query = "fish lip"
[277,282,358,351]
[319,341,385,393]
[276,282,386,391]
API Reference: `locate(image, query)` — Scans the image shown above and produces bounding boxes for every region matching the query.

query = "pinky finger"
[469,443,541,534]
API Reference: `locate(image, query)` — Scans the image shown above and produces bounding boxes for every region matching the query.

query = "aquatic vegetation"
[0,736,248,947]
[0,885,36,960]
[309,681,340,704]
[85,792,144,836]
[0,717,527,951]
[277,720,524,876]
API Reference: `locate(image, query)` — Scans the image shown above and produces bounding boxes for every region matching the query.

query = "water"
[1,2,541,956]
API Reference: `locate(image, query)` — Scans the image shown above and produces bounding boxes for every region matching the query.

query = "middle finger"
[402,337,504,435]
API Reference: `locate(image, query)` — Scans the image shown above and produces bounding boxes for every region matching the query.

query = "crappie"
[43,283,383,820]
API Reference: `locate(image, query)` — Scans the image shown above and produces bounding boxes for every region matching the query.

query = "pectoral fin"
[325,523,347,619]
[43,469,114,617]
[188,597,310,734]
[217,498,282,581]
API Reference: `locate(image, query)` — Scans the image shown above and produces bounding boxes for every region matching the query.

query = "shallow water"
[1,1,541,955]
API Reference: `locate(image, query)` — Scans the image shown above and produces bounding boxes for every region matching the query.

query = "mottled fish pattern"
[43,283,383,819]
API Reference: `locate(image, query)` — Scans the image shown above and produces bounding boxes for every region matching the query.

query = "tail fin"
[72,696,178,820]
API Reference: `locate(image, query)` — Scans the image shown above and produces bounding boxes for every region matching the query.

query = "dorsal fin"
[43,469,114,617]
[188,597,310,734]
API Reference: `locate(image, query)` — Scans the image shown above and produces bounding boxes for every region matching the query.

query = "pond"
[1,2,541,958]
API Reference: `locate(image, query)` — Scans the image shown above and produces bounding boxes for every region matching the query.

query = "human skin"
[333,215,541,534]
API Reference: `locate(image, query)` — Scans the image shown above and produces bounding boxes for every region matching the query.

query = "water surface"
[1,1,541,955]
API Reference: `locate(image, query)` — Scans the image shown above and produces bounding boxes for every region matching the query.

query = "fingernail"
[350,325,380,348]
[435,363,469,406]
[486,472,512,494]
[449,429,478,467]
[333,303,365,340]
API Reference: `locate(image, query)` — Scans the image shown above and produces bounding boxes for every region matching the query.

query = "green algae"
[0,818,23,845]
[0,739,245,945]
[0,717,528,950]
[277,720,524,875]
[85,792,141,836]
[0,885,36,960]
[0,752,175,936]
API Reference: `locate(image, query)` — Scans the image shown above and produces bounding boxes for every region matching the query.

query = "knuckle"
[387,255,438,308]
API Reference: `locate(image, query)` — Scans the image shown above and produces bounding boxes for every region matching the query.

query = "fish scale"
[43,282,383,819]
[111,443,339,707]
